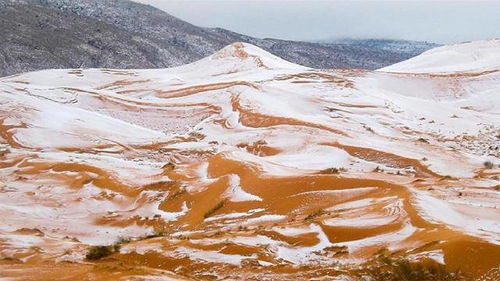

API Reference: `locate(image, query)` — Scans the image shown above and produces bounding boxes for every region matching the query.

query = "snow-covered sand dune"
[0,41,499,280]
[379,39,500,73]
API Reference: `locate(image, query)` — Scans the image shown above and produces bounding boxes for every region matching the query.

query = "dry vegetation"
[362,256,471,281]
[204,200,225,218]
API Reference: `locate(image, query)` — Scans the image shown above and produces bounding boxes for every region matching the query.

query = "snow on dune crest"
[210,42,305,69]
[379,39,500,73]
[175,42,307,77]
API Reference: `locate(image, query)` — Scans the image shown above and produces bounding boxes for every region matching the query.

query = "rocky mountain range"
[0,0,439,76]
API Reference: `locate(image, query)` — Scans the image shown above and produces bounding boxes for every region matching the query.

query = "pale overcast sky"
[134,0,500,44]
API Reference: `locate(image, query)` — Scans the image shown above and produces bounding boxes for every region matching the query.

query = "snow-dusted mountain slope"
[379,39,500,73]
[0,0,437,76]
[0,42,499,280]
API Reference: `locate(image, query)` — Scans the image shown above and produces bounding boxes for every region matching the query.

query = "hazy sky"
[135,0,500,44]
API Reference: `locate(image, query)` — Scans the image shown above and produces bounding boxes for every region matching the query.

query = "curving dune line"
[155,81,260,99]
[231,95,348,136]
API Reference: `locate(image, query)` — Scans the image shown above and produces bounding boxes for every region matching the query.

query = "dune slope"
[0,42,499,280]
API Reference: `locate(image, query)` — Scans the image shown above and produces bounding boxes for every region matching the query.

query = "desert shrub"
[253,140,267,146]
[85,236,133,261]
[363,124,374,133]
[85,245,113,260]
[305,209,324,221]
[321,168,339,174]
[204,200,225,218]
[365,256,470,281]
[320,167,346,174]
[143,230,166,239]
[115,236,131,244]
[483,161,494,169]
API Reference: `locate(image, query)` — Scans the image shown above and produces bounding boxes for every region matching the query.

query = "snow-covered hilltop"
[379,39,500,73]
[0,41,499,280]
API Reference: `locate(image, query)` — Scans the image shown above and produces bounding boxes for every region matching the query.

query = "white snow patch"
[223,174,262,202]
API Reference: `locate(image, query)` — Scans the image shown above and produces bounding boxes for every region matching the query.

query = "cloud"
[135,0,500,43]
